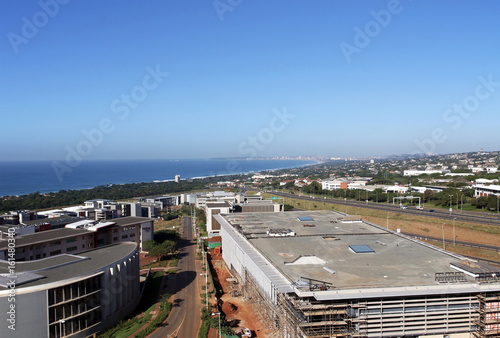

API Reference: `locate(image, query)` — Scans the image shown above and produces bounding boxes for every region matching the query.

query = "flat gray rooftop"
[222,211,474,290]
[112,216,153,226]
[0,228,93,251]
[0,242,136,290]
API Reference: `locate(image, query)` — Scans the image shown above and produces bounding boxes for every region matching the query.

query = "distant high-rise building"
[175,174,180,182]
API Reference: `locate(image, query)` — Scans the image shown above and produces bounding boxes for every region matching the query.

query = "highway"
[403,232,500,252]
[268,190,500,226]
[149,216,200,338]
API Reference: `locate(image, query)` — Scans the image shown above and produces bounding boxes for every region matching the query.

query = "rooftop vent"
[285,255,326,265]
[267,228,295,237]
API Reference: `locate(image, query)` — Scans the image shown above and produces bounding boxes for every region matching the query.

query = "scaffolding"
[473,293,500,337]
[277,293,353,338]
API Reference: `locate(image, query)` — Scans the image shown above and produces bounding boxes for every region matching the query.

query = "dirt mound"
[223,302,238,314]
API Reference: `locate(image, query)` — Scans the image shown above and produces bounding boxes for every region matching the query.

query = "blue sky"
[1,0,499,161]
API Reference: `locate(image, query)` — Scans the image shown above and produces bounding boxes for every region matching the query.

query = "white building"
[474,184,500,198]
[205,202,232,237]
[403,169,450,176]
[217,211,500,337]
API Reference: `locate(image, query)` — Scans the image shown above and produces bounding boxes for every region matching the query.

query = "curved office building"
[0,242,140,338]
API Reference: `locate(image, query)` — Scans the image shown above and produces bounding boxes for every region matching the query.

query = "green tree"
[476,196,488,209]
[161,240,176,254]
[142,240,156,252]
[487,195,499,211]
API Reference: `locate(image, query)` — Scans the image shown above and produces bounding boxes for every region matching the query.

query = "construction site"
[214,210,500,338]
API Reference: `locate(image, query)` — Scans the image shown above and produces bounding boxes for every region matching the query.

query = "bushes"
[134,298,172,338]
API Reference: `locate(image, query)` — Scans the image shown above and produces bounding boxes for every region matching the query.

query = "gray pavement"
[149,217,201,338]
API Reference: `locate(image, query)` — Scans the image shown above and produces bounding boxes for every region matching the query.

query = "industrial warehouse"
[215,211,500,338]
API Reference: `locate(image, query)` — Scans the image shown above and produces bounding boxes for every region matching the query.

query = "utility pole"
[442,223,446,250]
[453,218,456,246]
[448,195,453,216]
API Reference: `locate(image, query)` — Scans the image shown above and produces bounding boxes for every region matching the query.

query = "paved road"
[268,190,500,226]
[150,217,201,338]
[404,232,500,252]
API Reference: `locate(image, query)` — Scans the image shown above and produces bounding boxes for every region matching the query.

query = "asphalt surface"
[149,216,200,338]
[268,190,500,226]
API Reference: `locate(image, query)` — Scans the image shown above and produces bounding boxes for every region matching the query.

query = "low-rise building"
[0,216,154,261]
[0,242,140,338]
[217,211,500,337]
[404,169,450,176]
[474,184,500,198]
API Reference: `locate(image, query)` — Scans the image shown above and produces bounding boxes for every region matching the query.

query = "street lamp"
[442,223,446,250]
[218,312,221,338]
[59,319,65,338]
[212,312,221,338]
[448,195,453,216]
[453,218,456,246]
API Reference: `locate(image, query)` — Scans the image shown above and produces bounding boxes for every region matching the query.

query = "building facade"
[0,216,154,261]
[217,211,500,338]
[0,242,140,338]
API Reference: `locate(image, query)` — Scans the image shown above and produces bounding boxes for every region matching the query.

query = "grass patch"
[169,257,179,267]
[421,239,500,263]
[154,218,181,232]
[134,295,172,338]
[142,259,171,269]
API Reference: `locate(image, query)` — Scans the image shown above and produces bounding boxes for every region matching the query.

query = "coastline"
[0,159,319,198]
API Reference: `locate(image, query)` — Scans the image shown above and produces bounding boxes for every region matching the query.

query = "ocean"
[0,159,316,197]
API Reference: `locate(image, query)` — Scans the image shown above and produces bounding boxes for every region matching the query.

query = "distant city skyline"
[1,1,500,161]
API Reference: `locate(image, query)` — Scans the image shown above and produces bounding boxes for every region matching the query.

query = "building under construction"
[216,211,500,338]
